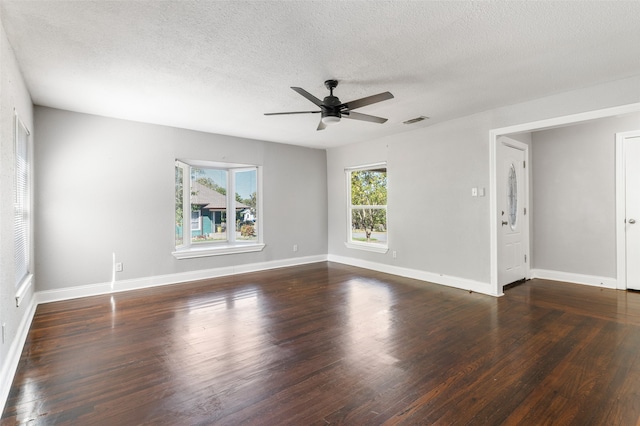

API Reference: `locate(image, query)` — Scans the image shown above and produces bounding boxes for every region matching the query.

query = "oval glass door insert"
[507,163,517,230]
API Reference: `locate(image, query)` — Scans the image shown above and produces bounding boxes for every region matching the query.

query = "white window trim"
[344,241,389,253]
[345,162,389,254]
[228,167,237,244]
[15,273,33,307]
[173,159,264,259]
[172,243,266,259]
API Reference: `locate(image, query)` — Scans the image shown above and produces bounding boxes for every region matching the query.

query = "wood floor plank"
[4,263,640,424]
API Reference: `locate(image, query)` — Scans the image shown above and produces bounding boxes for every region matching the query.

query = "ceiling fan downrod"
[324,79,338,97]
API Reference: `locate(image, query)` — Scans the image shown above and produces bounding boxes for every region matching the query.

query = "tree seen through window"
[349,166,387,245]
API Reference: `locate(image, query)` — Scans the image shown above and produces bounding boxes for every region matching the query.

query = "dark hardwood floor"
[3,262,640,425]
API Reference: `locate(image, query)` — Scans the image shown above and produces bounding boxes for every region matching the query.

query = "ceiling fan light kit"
[321,115,341,125]
[265,79,393,131]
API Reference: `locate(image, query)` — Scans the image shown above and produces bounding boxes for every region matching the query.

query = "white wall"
[531,113,640,278]
[0,19,35,410]
[34,107,328,292]
[327,76,640,293]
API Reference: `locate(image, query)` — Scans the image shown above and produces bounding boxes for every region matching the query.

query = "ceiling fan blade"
[317,119,327,131]
[264,110,320,116]
[342,111,388,124]
[291,87,323,107]
[340,91,394,110]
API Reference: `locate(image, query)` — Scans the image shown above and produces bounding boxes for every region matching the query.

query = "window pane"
[235,169,257,242]
[349,166,387,246]
[191,168,228,244]
[351,208,387,244]
[350,169,387,206]
[175,164,184,247]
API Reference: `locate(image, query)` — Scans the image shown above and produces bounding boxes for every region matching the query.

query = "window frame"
[345,162,389,254]
[172,159,264,259]
[14,113,31,286]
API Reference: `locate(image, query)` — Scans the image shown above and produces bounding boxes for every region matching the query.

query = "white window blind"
[14,114,30,287]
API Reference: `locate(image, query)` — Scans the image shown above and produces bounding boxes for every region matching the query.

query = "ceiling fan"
[265,80,394,131]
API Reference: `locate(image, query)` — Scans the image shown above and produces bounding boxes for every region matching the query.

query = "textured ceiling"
[1,1,640,149]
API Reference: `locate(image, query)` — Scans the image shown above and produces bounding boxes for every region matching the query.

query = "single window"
[175,162,185,247]
[346,164,388,252]
[173,160,263,258]
[14,114,30,287]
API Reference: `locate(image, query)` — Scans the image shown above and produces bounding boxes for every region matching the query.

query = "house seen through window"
[346,163,388,252]
[174,160,262,258]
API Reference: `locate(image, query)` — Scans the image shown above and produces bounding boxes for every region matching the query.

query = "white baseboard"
[328,254,500,296]
[35,265,254,304]
[6,252,492,412]
[2,254,326,413]
[2,258,617,412]
[0,296,37,414]
[37,254,328,304]
[530,269,617,289]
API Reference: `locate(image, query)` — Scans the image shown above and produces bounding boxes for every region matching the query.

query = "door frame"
[615,130,640,290]
[489,102,640,296]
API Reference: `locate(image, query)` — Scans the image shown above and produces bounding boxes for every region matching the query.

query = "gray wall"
[327,76,640,286]
[391,113,490,279]
[531,113,640,277]
[34,107,328,291]
[327,112,491,283]
[0,20,34,389]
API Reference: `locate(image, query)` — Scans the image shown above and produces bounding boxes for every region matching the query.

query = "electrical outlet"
[293,244,298,252]
[393,250,397,259]
[115,262,123,272]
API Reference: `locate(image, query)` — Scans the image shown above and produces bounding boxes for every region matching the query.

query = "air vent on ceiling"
[403,116,430,125]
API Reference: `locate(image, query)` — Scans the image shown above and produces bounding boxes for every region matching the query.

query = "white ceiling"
[1,1,639,149]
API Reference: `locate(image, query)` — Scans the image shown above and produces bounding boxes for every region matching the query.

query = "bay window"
[173,159,263,259]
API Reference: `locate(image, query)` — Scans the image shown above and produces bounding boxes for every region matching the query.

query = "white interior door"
[624,134,640,290]
[497,137,529,287]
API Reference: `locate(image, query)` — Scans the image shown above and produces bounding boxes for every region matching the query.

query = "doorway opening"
[490,103,640,296]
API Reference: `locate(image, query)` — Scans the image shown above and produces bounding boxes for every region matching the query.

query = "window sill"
[172,243,265,259]
[16,273,33,307]
[344,242,389,254]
